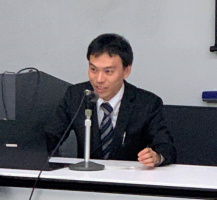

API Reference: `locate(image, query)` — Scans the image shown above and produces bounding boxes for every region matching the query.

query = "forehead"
[89,53,123,68]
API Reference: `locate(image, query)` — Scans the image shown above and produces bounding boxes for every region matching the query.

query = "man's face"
[88,53,131,101]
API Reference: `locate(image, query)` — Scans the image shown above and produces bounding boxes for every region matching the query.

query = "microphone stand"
[69,106,104,171]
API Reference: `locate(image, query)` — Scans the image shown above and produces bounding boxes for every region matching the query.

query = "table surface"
[1,158,217,198]
[1,157,217,189]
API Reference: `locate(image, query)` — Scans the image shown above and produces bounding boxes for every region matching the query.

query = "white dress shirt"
[97,83,124,128]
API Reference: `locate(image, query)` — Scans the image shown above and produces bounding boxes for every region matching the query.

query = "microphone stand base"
[69,161,105,171]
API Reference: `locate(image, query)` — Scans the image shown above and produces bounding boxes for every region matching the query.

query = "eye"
[89,66,97,73]
[105,69,114,74]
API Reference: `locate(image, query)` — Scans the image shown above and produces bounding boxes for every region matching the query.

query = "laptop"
[0,120,61,171]
[0,71,71,170]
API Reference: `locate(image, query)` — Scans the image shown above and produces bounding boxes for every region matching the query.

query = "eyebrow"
[89,62,97,68]
[89,62,115,69]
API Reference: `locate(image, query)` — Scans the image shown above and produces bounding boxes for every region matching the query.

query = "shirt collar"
[97,83,125,111]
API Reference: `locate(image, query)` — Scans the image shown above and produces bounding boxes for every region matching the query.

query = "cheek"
[88,72,94,81]
[109,76,123,89]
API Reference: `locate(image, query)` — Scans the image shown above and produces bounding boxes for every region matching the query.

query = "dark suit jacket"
[45,81,176,166]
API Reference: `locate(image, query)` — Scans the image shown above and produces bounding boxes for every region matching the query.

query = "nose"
[96,71,105,83]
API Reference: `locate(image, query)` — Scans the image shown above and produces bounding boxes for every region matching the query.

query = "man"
[45,33,176,167]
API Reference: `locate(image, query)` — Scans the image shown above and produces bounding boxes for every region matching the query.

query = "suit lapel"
[109,81,136,158]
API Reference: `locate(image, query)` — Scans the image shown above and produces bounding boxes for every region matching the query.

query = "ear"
[123,65,132,79]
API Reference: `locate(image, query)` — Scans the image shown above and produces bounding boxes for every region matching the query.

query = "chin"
[98,92,110,101]
[98,95,105,100]
[98,95,107,101]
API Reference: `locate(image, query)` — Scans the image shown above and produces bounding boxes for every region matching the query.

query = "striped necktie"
[100,102,114,159]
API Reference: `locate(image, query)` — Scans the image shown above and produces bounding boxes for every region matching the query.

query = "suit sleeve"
[44,86,72,156]
[146,96,177,166]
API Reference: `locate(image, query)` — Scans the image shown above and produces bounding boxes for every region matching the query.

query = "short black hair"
[87,33,133,68]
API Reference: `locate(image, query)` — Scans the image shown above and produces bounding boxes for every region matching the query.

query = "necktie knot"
[101,103,113,116]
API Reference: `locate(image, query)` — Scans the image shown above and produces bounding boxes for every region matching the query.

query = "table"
[0,158,217,199]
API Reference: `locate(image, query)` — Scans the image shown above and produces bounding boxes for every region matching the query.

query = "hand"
[138,147,161,167]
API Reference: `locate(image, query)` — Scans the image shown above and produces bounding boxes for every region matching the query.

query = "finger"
[138,148,155,160]
[138,151,160,166]
[143,162,155,168]
[139,157,154,164]
[138,152,152,161]
[138,147,151,156]
[138,158,155,167]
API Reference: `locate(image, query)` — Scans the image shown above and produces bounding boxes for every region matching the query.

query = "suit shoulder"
[62,81,92,104]
[138,88,162,101]
[126,82,163,104]
[67,81,92,94]
[69,81,91,90]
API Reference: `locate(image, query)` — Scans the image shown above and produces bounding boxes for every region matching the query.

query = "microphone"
[84,89,98,117]
[69,89,104,171]
[84,89,99,103]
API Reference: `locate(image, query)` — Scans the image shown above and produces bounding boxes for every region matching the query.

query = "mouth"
[95,86,107,93]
